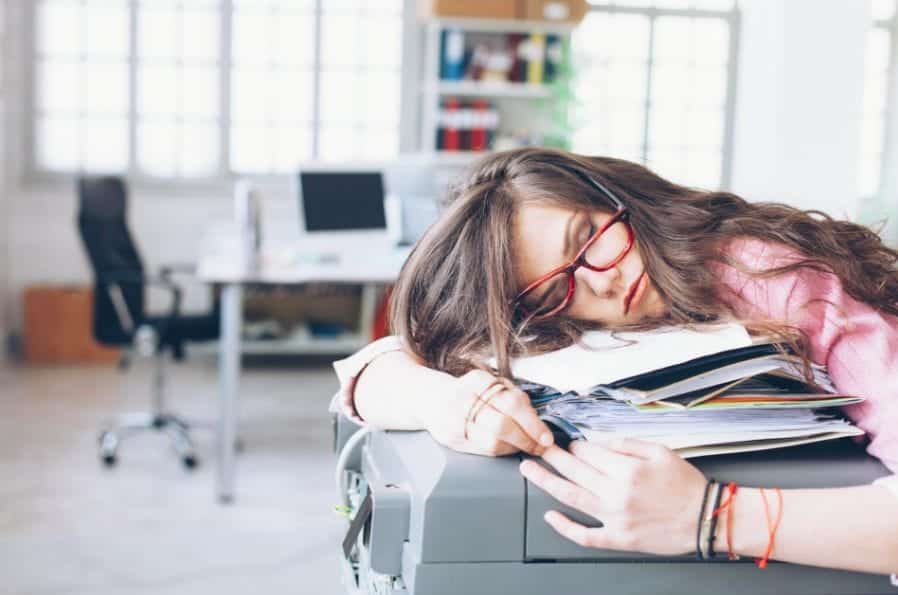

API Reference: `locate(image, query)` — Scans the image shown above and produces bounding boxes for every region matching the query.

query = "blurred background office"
[0,0,896,593]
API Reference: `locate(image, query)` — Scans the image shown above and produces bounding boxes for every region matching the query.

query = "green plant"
[541,36,578,150]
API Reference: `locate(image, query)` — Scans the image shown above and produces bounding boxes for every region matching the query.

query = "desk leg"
[217,283,242,504]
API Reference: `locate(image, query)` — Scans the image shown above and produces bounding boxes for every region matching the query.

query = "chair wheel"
[98,431,118,467]
[183,455,199,470]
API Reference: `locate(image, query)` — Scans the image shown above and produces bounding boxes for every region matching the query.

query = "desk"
[199,230,408,503]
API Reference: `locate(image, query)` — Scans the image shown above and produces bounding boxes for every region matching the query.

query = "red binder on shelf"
[442,98,461,151]
[470,99,489,151]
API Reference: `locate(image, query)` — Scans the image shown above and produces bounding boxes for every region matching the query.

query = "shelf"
[427,151,491,166]
[431,80,552,98]
[427,17,576,35]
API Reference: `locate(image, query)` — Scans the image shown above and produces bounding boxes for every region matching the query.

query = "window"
[859,0,896,198]
[30,0,404,180]
[571,0,739,190]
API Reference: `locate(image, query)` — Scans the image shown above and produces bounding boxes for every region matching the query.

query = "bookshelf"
[419,17,578,158]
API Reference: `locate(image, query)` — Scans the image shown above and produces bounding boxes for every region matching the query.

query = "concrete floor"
[0,356,348,595]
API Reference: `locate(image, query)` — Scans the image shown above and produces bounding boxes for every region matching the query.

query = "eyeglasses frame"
[513,174,633,320]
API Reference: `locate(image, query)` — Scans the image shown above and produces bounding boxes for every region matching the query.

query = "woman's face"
[513,203,668,325]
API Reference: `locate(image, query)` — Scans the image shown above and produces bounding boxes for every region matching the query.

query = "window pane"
[358,127,398,161]
[83,118,128,172]
[575,12,650,63]
[37,0,82,56]
[683,109,724,148]
[180,7,219,62]
[363,18,402,69]
[84,0,128,58]
[233,0,315,10]
[691,20,730,67]
[320,71,358,123]
[138,65,180,117]
[859,25,893,196]
[231,69,272,124]
[231,125,273,172]
[321,14,359,68]
[272,69,315,124]
[690,0,735,8]
[319,124,356,160]
[272,125,314,172]
[139,122,178,177]
[360,72,401,124]
[179,124,219,176]
[274,13,316,67]
[85,62,129,116]
[682,150,721,189]
[138,5,179,60]
[37,59,81,113]
[181,67,220,118]
[646,147,686,183]
[871,0,896,21]
[648,107,686,147]
[37,116,80,170]
[232,10,270,67]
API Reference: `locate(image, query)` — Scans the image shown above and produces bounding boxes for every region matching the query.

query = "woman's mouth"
[623,271,647,315]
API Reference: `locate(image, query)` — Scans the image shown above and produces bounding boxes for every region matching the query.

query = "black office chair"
[76,176,220,470]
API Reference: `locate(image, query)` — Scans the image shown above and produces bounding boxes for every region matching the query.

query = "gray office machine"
[333,415,893,595]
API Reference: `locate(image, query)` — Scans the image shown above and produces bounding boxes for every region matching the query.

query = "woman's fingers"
[544,510,620,551]
[487,385,555,449]
[540,445,610,494]
[471,403,541,455]
[520,459,604,519]
[567,440,645,476]
[591,436,671,461]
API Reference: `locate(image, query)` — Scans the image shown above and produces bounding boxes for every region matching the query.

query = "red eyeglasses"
[513,175,633,320]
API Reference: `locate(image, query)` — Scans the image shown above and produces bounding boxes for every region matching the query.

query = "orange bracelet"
[756,487,783,569]
[712,482,739,560]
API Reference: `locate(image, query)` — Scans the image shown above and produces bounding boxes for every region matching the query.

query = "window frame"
[21,0,413,192]
[864,7,898,200]
[576,2,741,190]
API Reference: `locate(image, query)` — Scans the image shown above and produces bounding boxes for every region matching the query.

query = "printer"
[333,414,892,595]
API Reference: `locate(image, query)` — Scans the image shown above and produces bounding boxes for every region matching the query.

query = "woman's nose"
[574,265,621,297]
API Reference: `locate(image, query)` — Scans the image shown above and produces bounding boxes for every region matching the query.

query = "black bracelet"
[696,478,713,560]
[707,481,725,559]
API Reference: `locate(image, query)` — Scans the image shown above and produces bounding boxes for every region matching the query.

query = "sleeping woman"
[332,147,898,576]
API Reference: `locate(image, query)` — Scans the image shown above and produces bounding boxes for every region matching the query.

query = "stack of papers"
[540,395,864,458]
[513,323,865,457]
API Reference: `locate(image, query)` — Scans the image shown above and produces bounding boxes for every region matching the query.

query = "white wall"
[0,0,12,350]
[2,0,878,336]
[731,0,869,217]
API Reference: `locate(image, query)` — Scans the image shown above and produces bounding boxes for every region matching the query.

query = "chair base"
[98,412,202,470]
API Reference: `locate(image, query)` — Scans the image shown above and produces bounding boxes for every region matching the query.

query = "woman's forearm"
[718,484,898,574]
[353,349,456,430]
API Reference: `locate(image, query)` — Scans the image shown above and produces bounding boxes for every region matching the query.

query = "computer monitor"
[298,170,388,233]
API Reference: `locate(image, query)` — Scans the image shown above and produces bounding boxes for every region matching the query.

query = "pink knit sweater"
[714,237,898,473]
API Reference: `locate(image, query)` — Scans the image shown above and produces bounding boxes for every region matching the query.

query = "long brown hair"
[390,147,898,379]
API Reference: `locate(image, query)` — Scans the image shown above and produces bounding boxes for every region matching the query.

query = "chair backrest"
[76,176,145,345]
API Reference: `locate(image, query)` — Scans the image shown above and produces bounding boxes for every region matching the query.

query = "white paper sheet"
[509,323,753,394]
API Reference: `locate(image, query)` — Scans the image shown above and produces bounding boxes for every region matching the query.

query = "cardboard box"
[23,285,120,364]
[418,0,518,20]
[520,0,589,23]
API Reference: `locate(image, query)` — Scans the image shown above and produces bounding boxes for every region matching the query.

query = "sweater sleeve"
[715,238,898,473]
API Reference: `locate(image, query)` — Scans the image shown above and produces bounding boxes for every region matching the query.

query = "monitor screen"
[299,171,387,232]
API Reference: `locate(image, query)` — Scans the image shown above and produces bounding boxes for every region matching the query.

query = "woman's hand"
[420,369,554,457]
[519,439,707,556]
